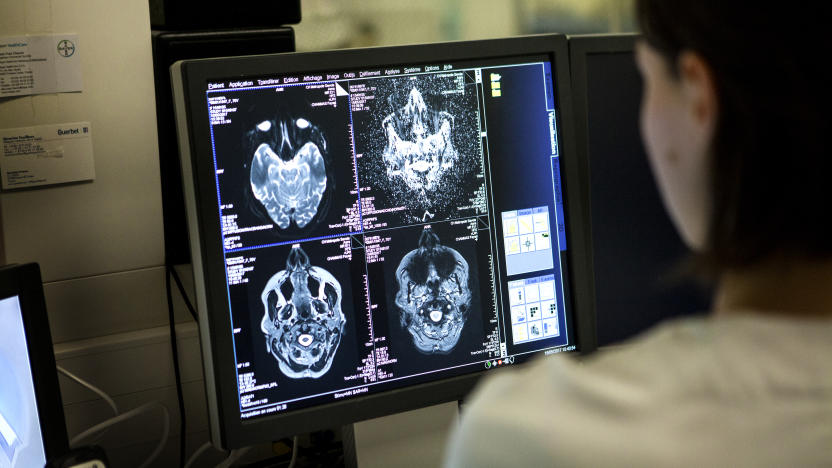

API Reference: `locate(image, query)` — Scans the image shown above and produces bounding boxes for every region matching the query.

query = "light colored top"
[443,313,832,467]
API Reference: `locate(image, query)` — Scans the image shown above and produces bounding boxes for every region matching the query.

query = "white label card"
[1,122,95,189]
[0,34,83,97]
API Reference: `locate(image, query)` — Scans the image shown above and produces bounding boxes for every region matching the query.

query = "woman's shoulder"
[444,318,714,466]
[469,312,832,409]
[444,314,832,467]
[471,316,719,405]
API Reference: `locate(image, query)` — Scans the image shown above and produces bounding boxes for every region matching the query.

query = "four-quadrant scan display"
[206,57,573,419]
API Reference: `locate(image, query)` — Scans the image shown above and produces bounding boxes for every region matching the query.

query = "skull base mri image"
[367,220,492,377]
[233,220,493,402]
[394,228,471,355]
[260,245,346,379]
[353,73,485,228]
[228,237,371,406]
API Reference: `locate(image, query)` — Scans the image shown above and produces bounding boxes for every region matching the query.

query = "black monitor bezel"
[568,33,639,349]
[568,34,640,201]
[173,33,595,448]
[0,263,69,462]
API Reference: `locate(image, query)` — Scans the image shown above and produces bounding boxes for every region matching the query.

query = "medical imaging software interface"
[203,55,574,419]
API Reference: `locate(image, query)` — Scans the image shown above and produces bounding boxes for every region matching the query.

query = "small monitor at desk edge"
[0,263,69,467]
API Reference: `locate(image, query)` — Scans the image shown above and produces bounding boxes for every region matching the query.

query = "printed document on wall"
[0,34,83,97]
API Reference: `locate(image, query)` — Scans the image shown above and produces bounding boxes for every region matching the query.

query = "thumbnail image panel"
[365,219,497,379]
[226,236,373,409]
[351,72,486,229]
[210,83,360,250]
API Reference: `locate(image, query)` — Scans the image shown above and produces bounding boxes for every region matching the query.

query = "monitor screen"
[570,35,710,346]
[172,34,594,447]
[0,296,47,468]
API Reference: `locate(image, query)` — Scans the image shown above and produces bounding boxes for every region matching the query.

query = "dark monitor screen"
[172,34,594,448]
[570,34,710,346]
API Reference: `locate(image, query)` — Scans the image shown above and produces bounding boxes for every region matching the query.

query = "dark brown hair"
[636,1,832,271]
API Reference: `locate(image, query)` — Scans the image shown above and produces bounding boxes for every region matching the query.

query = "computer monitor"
[152,28,296,265]
[171,33,595,448]
[569,34,710,346]
[0,263,68,467]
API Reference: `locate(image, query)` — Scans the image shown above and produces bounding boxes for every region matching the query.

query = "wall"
[0,1,213,465]
[295,0,521,51]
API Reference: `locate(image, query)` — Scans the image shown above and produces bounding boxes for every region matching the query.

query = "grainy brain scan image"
[382,87,458,192]
[394,228,472,354]
[249,116,329,230]
[355,73,482,224]
[260,246,346,378]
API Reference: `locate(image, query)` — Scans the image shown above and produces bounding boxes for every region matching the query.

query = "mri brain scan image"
[394,228,471,354]
[382,87,459,192]
[355,73,483,224]
[250,117,328,229]
[260,246,346,378]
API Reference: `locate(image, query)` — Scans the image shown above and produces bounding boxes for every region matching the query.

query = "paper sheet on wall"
[0,122,95,189]
[0,34,83,97]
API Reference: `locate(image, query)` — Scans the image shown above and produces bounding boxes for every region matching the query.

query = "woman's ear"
[677,51,718,139]
[638,44,717,251]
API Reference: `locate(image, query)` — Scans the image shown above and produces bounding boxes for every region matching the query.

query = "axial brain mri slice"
[395,228,471,354]
[250,117,327,229]
[260,246,346,378]
[382,87,459,192]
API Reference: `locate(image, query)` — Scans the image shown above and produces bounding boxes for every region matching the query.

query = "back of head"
[636,1,832,271]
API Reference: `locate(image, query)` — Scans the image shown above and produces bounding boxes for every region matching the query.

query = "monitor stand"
[342,401,459,468]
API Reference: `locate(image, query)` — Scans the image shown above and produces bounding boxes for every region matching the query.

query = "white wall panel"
[354,401,459,468]
[55,322,202,400]
[44,267,193,343]
[56,323,209,466]
[0,0,164,282]
[52,323,286,467]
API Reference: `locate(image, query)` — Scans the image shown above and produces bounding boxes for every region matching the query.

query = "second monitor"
[569,34,711,346]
